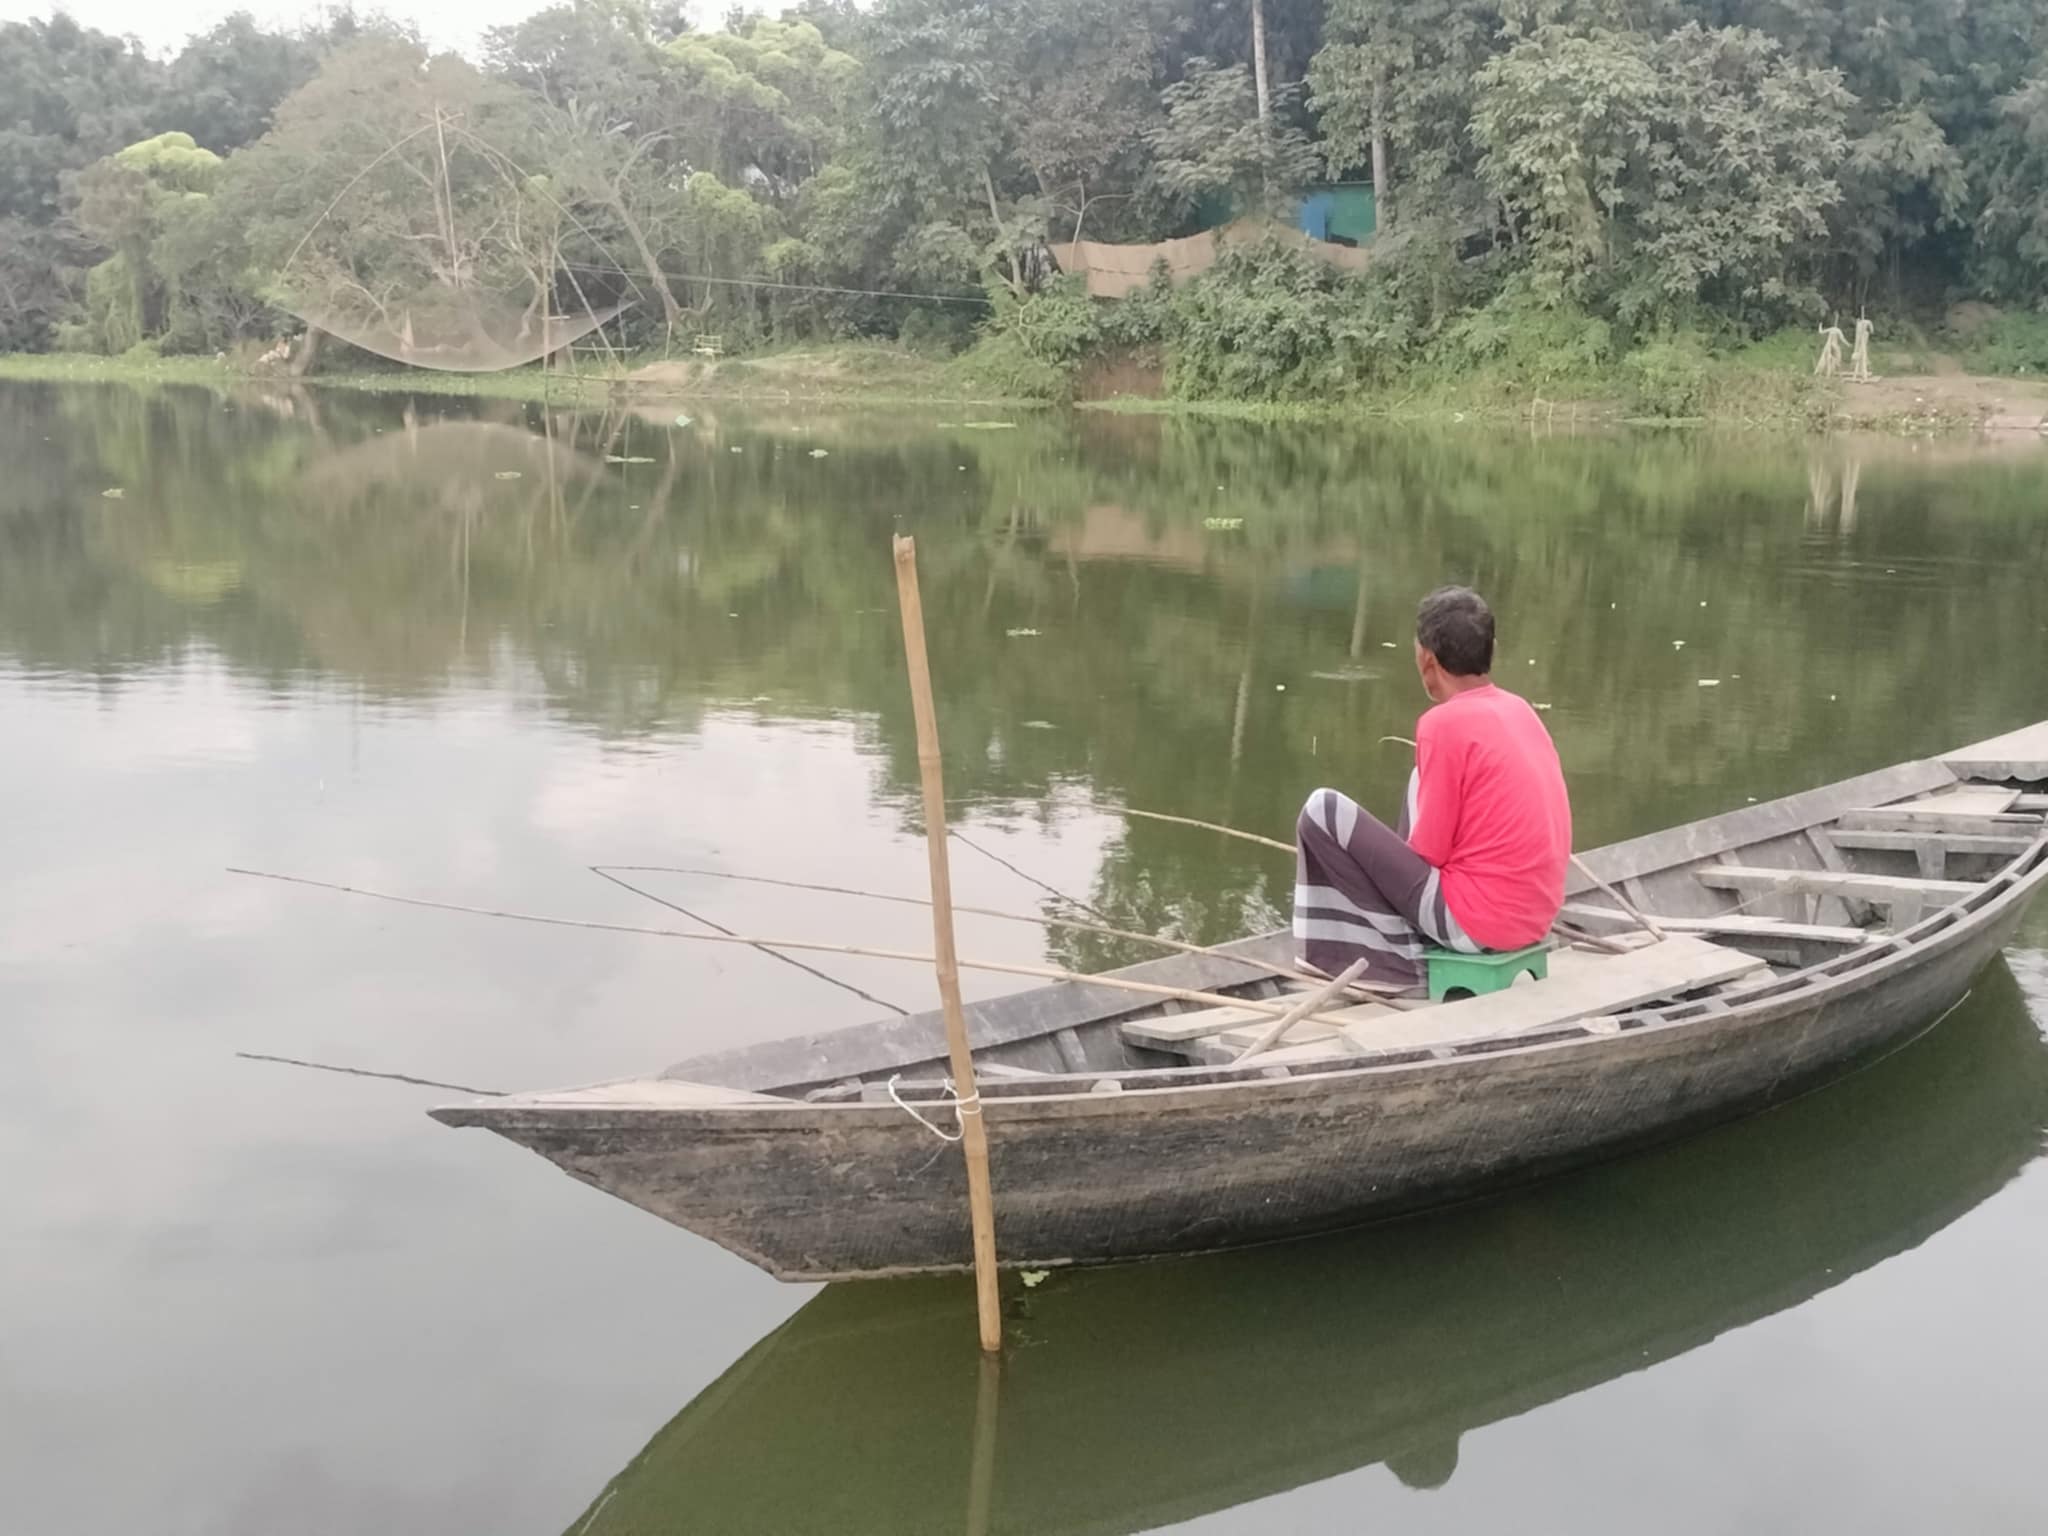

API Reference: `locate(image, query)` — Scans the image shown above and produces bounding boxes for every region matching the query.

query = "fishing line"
[589,864,911,1016]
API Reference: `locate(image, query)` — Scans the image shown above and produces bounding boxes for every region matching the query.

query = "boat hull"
[450,863,2044,1279]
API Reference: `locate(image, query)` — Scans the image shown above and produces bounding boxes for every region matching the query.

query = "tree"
[1472,23,1850,322]
[0,16,163,226]
[67,131,226,351]
[1147,58,1322,219]
[863,0,1013,284]
[222,39,562,366]
[161,13,325,153]
[488,1,694,332]
[988,0,1177,241]
[1971,68,2048,302]
[1311,0,1502,232]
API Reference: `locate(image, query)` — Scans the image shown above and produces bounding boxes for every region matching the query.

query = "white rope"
[886,1074,982,1143]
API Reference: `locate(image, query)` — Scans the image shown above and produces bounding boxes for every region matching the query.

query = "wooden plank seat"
[1837,808,2044,837]
[1877,785,2023,817]
[1559,901,1868,947]
[1693,865,1979,928]
[1122,1000,1394,1064]
[1823,827,2037,880]
[1253,937,1767,1063]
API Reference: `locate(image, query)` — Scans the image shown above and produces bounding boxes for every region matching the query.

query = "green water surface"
[3,381,2045,1535]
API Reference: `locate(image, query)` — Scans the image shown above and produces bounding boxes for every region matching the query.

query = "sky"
[6,0,727,57]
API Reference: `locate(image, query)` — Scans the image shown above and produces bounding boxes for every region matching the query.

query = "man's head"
[1414,586,1494,703]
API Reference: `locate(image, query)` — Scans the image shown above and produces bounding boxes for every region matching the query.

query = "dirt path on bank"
[1833,370,2048,435]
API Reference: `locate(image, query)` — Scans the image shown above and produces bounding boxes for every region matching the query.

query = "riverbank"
[0,345,1029,409]
[5,345,2044,436]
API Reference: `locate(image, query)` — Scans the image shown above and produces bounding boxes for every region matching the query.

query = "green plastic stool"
[1425,943,1550,1003]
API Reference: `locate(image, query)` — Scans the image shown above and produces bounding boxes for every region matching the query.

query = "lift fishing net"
[275,109,636,373]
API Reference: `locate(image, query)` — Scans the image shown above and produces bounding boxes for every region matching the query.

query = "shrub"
[1435,282,1613,388]
[1623,335,1711,418]
[1956,310,2048,377]
[1165,240,1360,401]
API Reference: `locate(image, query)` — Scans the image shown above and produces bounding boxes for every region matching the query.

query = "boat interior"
[802,776,2048,1102]
[473,728,2048,1114]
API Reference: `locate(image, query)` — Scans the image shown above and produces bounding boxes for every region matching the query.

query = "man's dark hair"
[1416,586,1494,676]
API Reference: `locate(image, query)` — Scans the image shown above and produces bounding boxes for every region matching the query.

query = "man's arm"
[1405,715,1461,867]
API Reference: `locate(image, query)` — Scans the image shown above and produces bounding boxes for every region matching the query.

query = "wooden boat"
[432,721,2048,1281]
[559,980,2048,1533]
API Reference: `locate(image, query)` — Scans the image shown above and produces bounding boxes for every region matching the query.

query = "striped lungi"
[1292,778,1478,987]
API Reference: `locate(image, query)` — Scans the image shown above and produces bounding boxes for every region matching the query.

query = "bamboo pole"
[894,533,1002,1354]
[222,866,1355,1022]
[1235,958,1368,1063]
[1566,856,1668,943]
[1116,805,1293,852]
[592,863,1338,991]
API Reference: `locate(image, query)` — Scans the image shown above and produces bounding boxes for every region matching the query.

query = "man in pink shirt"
[1293,586,1572,987]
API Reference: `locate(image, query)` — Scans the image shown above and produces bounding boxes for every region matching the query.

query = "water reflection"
[569,966,2048,1535]
[5,379,2048,1534]
[7,379,2047,970]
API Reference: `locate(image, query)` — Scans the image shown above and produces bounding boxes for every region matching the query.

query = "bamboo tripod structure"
[894,534,1003,1354]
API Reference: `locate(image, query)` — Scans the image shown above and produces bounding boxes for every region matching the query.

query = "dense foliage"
[0,0,2042,393]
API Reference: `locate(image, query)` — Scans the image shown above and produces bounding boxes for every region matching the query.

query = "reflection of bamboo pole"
[1348,562,1370,659]
[965,1353,1001,1536]
[894,533,1002,1355]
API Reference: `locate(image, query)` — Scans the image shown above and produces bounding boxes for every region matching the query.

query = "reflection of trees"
[5,382,2048,940]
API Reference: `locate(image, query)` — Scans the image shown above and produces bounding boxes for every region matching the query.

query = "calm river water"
[4,380,2047,1535]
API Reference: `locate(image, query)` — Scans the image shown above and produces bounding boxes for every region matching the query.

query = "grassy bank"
[5,339,2043,436]
[0,350,605,401]
[0,343,1034,408]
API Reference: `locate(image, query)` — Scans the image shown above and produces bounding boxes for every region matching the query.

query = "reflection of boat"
[565,972,2048,1535]
[435,726,2048,1279]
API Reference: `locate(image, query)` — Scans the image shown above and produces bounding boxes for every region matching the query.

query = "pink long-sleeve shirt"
[1407,683,1572,950]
